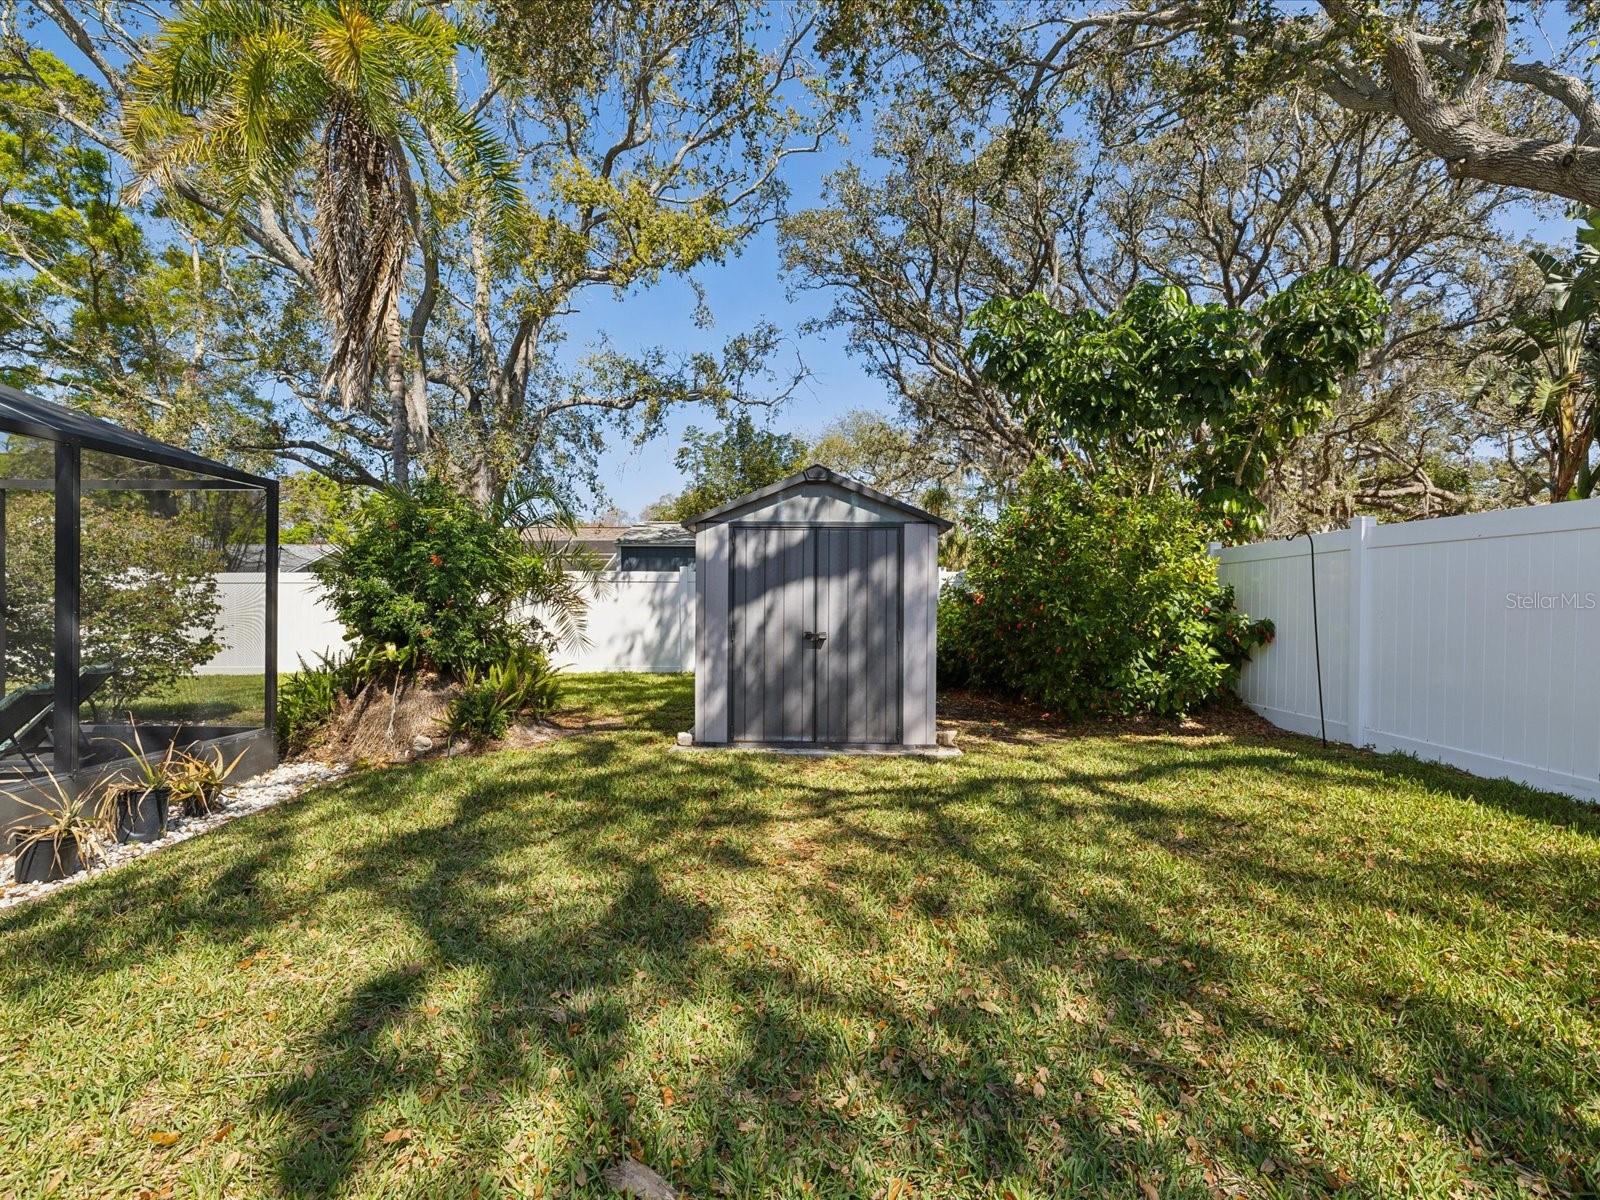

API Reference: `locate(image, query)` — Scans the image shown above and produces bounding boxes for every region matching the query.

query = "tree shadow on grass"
[784,748,1600,1195]
[241,751,1243,1196]
[1,699,1596,1197]
[242,733,1598,1196]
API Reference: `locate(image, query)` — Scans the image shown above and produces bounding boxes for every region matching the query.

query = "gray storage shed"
[687,465,951,748]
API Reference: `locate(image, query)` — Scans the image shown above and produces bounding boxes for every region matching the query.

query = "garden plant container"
[181,784,221,819]
[11,835,84,884]
[113,787,169,844]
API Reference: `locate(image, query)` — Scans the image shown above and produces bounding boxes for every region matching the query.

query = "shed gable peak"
[685,464,952,532]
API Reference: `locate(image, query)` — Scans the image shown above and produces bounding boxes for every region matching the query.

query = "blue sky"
[558,133,885,520]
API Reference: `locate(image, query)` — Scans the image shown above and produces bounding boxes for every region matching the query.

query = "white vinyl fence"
[201,574,346,674]
[1215,501,1600,803]
[536,569,695,673]
[200,568,696,675]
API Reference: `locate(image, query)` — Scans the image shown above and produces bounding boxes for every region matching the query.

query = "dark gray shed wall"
[692,473,940,747]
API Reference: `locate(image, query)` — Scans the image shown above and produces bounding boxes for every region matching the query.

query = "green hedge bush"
[939,469,1272,717]
[276,650,356,754]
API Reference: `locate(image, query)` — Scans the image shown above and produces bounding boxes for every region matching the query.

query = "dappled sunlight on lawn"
[2,675,1598,1198]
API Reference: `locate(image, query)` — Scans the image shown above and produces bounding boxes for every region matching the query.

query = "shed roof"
[685,465,953,532]
[0,384,272,488]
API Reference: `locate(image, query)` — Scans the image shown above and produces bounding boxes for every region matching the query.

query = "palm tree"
[124,0,518,489]
[1484,211,1600,501]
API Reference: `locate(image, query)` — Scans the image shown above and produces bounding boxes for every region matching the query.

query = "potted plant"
[112,730,177,831]
[7,770,100,884]
[169,745,247,818]
[99,777,168,845]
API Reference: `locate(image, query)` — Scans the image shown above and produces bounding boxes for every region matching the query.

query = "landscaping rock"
[602,1159,676,1200]
[411,734,435,754]
[676,731,693,746]
[935,729,958,748]
[0,760,346,911]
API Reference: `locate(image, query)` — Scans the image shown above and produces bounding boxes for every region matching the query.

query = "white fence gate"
[200,568,696,675]
[1214,501,1600,803]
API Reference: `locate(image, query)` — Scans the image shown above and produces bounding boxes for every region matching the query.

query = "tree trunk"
[386,303,409,491]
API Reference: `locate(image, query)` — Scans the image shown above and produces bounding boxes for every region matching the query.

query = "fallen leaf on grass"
[148,1131,180,1147]
[381,1129,411,1145]
[209,1121,234,1142]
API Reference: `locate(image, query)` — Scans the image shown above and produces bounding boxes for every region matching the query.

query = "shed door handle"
[810,631,827,645]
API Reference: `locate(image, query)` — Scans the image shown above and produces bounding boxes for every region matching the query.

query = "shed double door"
[729,525,901,744]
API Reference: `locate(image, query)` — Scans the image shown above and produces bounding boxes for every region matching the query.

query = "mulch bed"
[938,688,1282,743]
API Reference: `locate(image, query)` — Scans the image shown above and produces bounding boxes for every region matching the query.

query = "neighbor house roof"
[617,521,693,547]
[234,543,334,572]
[525,521,694,559]
[526,524,628,560]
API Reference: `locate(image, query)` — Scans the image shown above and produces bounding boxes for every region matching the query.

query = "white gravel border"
[0,760,347,911]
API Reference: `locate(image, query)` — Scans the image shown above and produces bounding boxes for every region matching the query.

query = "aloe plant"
[5,768,102,883]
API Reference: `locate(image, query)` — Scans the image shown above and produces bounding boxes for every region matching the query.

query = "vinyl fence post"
[1346,516,1375,748]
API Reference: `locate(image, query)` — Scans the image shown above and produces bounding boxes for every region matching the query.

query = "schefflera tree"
[968,267,1388,538]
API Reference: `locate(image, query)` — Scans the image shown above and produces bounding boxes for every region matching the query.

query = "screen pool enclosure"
[0,385,277,825]
[689,465,950,749]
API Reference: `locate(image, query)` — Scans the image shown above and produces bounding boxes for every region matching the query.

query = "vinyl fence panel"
[1216,501,1600,803]
[199,573,345,674]
[540,569,695,673]
[200,568,699,676]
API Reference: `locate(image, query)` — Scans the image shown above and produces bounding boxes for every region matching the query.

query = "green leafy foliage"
[280,473,362,544]
[1476,208,1600,501]
[276,651,356,755]
[314,479,574,678]
[445,645,564,744]
[444,680,514,744]
[0,50,292,452]
[648,413,808,522]
[125,0,518,417]
[939,468,1272,717]
[969,268,1387,537]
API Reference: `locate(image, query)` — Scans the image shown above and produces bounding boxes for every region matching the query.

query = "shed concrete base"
[670,741,961,759]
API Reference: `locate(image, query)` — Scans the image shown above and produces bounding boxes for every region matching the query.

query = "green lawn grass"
[3,674,1598,1199]
[119,673,273,726]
